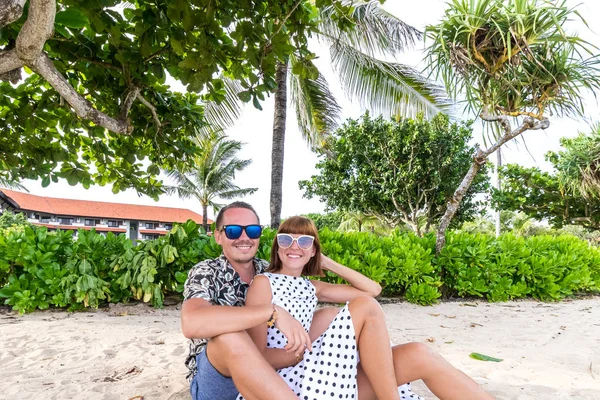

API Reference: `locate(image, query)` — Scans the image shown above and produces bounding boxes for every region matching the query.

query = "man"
[181,202,307,400]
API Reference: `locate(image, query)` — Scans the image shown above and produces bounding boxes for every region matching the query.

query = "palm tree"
[425,0,600,253]
[0,178,27,191]
[164,130,257,232]
[337,211,392,235]
[269,0,451,228]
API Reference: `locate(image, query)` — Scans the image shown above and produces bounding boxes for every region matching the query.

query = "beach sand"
[1,297,599,400]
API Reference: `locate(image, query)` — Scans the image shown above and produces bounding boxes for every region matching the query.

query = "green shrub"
[437,232,600,301]
[1,223,599,313]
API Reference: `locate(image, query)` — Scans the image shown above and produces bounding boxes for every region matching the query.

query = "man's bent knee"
[209,331,256,357]
[207,331,257,376]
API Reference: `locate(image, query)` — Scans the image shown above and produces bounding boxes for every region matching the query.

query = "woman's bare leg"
[357,342,494,400]
[309,306,339,341]
[348,296,400,400]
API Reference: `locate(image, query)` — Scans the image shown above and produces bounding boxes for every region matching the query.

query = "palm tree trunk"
[201,203,209,233]
[270,62,288,229]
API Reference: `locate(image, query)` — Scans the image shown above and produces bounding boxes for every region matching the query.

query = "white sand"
[1,297,599,400]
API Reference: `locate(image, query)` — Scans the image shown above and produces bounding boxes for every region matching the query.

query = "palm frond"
[202,77,244,132]
[164,129,256,209]
[0,179,28,191]
[289,57,342,148]
[318,0,422,58]
[331,42,452,118]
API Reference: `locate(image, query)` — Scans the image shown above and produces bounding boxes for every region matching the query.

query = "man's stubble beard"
[229,240,257,265]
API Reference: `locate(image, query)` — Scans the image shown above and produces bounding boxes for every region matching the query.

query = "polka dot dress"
[236,272,357,400]
[236,272,424,400]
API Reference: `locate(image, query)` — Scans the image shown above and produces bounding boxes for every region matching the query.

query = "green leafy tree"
[164,131,257,232]
[550,125,600,199]
[0,0,348,197]
[300,113,490,236]
[425,0,600,253]
[301,211,344,231]
[492,164,600,230]
[0,210,30,229]
[269,0,450,227]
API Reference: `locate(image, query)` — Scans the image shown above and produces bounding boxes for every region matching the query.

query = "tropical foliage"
[1,223,599,313]
[550,125,600,200]
[425,0,600,253]
[0,0,351,197]
[300,113,490,235]
[492,164,600,230]
[301,211,344,231]
[164,130,257,232]
[269,0,450,227]
[0,210,30,229]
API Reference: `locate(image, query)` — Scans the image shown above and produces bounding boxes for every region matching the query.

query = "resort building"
[0,189,208,242]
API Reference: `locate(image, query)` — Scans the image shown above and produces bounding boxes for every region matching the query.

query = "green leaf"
[170,38,184,56]
[469,352,503,362]
[237,90,252,102]
[54,25,72,38]
[55,8,89,29]
[252,96,263,111]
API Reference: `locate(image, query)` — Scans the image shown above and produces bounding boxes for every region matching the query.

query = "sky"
[19,0,600,224]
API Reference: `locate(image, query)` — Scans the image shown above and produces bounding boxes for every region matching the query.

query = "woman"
[241,216,493,400]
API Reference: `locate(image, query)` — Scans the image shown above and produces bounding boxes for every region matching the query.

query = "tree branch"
[144,46,170,63]
[0,49,24,81]
[480,108,550,160]
[0,0,26,28]
[136,92,161,132]
[76,56,122,71]
[15,0,55,63]
[272,0,304,38]
[30,53,131,134]
[120,86,141,120]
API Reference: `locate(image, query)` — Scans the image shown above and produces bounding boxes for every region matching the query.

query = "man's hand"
[274,305,313,357]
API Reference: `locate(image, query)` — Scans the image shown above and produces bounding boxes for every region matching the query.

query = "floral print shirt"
[183,254,268,380]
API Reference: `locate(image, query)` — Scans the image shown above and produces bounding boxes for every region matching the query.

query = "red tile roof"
[1,189,209,224]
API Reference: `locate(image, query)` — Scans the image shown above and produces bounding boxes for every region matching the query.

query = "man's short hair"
[215,202,260,229]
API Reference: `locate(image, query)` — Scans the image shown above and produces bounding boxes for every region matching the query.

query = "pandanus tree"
[269,0,451,228]
[426,0,600,253]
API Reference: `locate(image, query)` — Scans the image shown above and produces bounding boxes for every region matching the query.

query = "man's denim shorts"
[190,349,239,400]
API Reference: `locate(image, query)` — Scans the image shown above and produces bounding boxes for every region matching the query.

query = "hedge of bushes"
[0,221,599,313]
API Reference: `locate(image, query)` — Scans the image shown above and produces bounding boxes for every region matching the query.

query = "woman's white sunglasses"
[276,234,315,249]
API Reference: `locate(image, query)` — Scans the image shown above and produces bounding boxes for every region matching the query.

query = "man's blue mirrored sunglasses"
[220,224,263,240]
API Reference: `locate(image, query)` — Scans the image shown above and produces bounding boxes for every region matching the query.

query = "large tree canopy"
[493,128,600,230]
[299,113,490,235]
[0,0,349,198]
[550,125,600,200]
[492,164,600,230]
